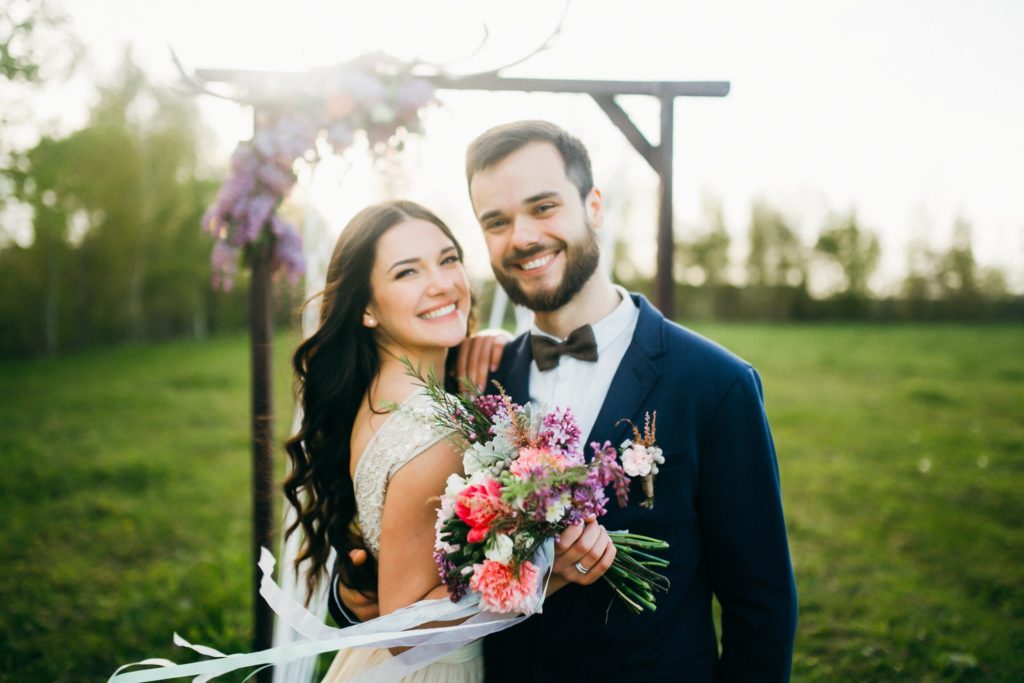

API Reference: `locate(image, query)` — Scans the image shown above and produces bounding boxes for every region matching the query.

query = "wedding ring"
[573,560,591,575]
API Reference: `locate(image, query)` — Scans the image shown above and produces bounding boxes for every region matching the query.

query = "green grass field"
[1,324,1021,681]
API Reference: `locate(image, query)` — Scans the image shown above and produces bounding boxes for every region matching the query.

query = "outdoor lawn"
[1,324,1021,681]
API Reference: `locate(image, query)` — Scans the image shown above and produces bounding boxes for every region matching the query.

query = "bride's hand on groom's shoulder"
[455,329,512,392]
[550,517,617,589]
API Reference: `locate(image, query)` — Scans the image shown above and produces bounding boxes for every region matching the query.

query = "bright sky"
[32,0,1024,292]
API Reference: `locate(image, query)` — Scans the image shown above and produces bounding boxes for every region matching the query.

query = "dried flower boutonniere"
[617,412,664,509]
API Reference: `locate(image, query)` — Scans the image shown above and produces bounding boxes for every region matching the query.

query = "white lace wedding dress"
[321,389,484,682]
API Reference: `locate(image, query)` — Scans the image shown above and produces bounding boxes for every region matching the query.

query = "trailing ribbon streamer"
[108,539,554,682]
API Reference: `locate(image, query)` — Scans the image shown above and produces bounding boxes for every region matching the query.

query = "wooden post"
[656,95,676,319]
[594,92,680,319]
[249,244,275,674]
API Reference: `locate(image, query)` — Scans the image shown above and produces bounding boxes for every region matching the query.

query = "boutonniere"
[617,412,664,509]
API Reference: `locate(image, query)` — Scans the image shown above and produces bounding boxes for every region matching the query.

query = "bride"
[282,199,616,681]
[283,200,483,681]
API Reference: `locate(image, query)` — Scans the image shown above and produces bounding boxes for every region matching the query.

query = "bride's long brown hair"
[283,200,467,601]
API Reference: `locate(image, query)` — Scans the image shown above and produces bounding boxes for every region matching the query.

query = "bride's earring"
[363,312,378,328]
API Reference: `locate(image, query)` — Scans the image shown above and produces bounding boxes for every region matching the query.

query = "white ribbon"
[108,540,554,682]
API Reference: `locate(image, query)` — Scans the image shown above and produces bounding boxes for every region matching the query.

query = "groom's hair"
[466,120,594,199]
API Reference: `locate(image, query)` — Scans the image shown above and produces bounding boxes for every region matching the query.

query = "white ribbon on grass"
[109,540,554,682]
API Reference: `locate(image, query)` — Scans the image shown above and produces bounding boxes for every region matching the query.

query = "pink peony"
[455,477,505,543]
[509,447,568,479]
[470,560,541,614]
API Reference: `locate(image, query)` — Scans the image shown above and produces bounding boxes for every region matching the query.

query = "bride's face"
[365,218,471,355]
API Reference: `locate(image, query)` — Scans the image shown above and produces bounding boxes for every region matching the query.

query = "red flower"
[455,477,505,543]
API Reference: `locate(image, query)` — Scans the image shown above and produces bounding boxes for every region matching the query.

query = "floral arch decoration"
[200,53,437,291]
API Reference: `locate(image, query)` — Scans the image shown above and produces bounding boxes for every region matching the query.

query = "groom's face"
[469,142,604,312]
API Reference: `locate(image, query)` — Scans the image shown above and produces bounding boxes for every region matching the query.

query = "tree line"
[2,56,1020,359]
[0,59,299,358]
[616,199,1021,323]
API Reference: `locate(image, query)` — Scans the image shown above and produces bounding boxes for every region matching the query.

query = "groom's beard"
[492,226,601,313]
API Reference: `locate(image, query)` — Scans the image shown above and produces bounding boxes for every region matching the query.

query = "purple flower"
[277,118,318,160]
[257,162,297,195]
[395,78,435,113]
[473,394,506,420]
[539,407,582,456]
[325,120,354,150]
[203,57,437,292]
[210,241,240,292]
[433,551,467,603]
[590,441,630,508]
[201,206,221,237]
[344,73,386,104]
[270,216,305,284]
[230,144,260,174]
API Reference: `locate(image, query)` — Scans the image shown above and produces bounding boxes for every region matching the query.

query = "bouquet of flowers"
[415,368,670,616]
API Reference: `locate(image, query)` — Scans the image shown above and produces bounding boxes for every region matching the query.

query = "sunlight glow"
[45,0,1024,292]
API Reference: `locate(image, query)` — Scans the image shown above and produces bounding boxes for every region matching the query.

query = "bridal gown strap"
[323,388,484,683]
[352,389,452,560]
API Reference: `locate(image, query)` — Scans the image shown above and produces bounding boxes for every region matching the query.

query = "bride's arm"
[376,440,464,615]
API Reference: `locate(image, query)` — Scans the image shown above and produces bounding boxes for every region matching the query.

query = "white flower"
[648,446,665,474]
[437,494,455,521]
[445,473,467,497]
[622,446,654,477]
[467,469,495,487]
[484,534,515,563]
[434,502,458,552]
[434,533,459,553]
[545,492,571,523]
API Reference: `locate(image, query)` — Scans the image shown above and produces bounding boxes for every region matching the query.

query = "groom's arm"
[697,367,798,682]
[328,550,380,626]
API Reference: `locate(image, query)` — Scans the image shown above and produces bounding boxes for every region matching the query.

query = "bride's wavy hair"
[283,200,469,602]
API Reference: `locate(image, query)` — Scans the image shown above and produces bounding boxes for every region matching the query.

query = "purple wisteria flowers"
[203,55,437,291]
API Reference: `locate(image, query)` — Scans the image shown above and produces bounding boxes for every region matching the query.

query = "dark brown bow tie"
[530,325,599,372]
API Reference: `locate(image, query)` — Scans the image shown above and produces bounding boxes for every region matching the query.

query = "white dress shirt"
[528,286,639,442]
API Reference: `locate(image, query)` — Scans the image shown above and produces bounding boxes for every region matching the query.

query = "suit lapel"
[585,295,667,450]
[495,332,532,406]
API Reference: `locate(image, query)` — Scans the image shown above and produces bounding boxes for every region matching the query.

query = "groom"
[335,120,798,681]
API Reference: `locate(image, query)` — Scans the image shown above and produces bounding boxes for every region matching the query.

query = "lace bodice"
[352,389,453,559]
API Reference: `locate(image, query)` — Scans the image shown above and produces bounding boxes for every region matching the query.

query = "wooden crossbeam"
[591,94,658,170]
[194,68,730,101]
[426,74,730,98]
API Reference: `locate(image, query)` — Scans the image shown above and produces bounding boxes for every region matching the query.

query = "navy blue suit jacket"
[483,294,798,682]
